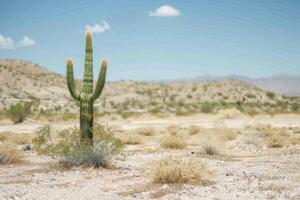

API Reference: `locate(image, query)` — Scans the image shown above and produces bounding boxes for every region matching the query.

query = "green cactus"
[66,31,107,142]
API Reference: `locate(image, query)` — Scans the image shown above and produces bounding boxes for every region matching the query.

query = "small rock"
[162,184,168,189]
[21,144,31,151]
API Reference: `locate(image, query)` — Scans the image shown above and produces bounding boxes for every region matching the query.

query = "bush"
[6,102,33,123]
[291,103,299,112]
[167,125,180,135]
[267,136,284,148]
[33,124,123,168]
[159,134,187,149]
[152,157,212,184]
[200,102,214,113]
[199,134,221,156]
[0,142,24,164]
[266,92,276,100]
[137,127,155,136]
[188,125,201,135]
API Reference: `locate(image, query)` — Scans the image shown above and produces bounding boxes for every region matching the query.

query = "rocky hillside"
[0,59,299,114]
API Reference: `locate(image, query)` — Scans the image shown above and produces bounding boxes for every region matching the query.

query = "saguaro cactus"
[66,31,107,141]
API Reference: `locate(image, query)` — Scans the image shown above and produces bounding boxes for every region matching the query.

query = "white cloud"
[85,21,110,33]
[0,34,14,49]
[18,36,35,47]
[149,5,181,17]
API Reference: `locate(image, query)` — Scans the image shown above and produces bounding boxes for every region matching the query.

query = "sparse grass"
[159,134,187,149]
[137,127,155,136]
[120,133,142,145]
[221,128,238,140]
[0,131,32,144]
[188,125,202,135]
[0,142,24,164]
[61,113,77,121]
[151,157,212,184]
[258,183,288,193]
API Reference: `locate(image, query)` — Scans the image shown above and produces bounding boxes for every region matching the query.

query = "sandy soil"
[1,114,300,200]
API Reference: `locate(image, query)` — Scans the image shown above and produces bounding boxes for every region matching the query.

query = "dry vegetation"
[159,134,187,149]
[137,127,155,136]
[119,133,143,145]
[0,142,24,164]
[151,157,212,185]
[1,59,300,121]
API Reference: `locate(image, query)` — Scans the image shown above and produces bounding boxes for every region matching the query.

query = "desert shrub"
[245,93,256,99]
[159,134,187,149]
[188,125,201,135]
[266,92,276,100]
[137,127,155,136]
[151,157,212,184]
[200,102,214,113]
[199,134,221,156]
[290,103,300,112]
[167,125,180,135]
[33,124,123,168]
[218,128,238,141]
[6,102,33,123]
[292,127,300,134]
[267,136,284,148]
[0,142,24,164]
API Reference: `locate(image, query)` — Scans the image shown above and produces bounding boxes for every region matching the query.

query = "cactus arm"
[91,59,107,101]
[66,58,81,101]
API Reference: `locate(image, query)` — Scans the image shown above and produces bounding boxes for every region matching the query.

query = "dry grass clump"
[120,134,143,145]
[0,131,32,144]
[292,127,300,134]
[167,125,181,135]
[151,157,212,184]
[159,134,187,149]
[0,142,24,164]
[199,134,222,156]
[209,128,238,141]
[289,135,300,145]
[259,126,289,138]
[188,125,202,135]
[267,136,284,148]
[0,131,13,142]
[256,126,291,148]
[137,127,155,136]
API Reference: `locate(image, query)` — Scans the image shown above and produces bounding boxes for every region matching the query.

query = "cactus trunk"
[66,31,107,143]
[80,98,93,140]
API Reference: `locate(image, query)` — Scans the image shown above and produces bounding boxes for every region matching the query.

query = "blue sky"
[0,0,299,81]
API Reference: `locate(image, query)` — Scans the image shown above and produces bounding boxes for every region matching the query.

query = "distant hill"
[0,59,299,115]
[191,75,300,96]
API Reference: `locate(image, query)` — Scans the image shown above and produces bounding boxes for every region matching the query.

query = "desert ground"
[1,113,300,200]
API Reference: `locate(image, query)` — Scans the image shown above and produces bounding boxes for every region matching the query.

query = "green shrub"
[200,102,214,113]
[291,103,299,112]
[245,93,256,99]
[6,102,33,123]
[33,124,123,168]
[266,92,276,99]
